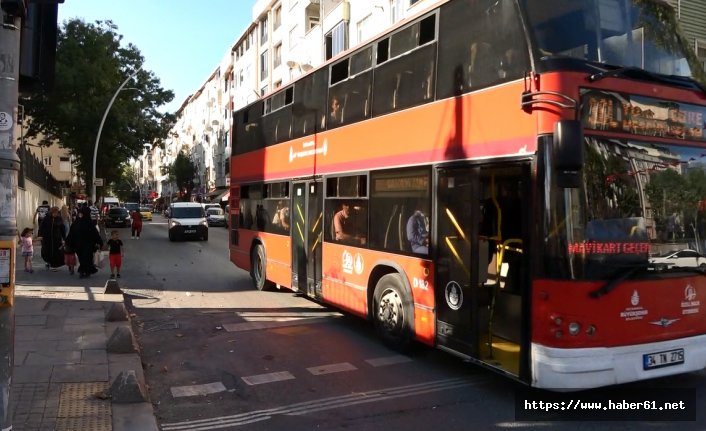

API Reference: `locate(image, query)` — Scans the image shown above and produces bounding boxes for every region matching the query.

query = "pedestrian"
[131,210,143,239]
[88,200,100,226]
[19,227,34,273]
[66,206,103,278]
[106,230,124,278]
[60,205,71,235]
[38,207,65,271]
[63,235,77,275]
[34,200,50,230]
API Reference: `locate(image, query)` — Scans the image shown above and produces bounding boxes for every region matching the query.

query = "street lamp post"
[91,67,141,203]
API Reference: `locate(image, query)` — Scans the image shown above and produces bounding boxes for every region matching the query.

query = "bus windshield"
[522,0,701,79]
[544,136,706,280]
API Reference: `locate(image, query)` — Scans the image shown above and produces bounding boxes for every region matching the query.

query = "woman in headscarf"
[66,206,103,278]
[38,206,65,271]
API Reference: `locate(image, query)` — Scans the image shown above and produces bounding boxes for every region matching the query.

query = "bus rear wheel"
[251,244,273,291]
[373,274,414,350]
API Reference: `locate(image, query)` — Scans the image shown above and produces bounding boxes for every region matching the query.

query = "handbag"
[93,250,104,268]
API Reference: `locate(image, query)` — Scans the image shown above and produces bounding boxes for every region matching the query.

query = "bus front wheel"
[373,274,414,350]
[251,244,273,291]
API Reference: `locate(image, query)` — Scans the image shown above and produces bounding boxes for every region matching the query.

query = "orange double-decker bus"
[228,0,706,389]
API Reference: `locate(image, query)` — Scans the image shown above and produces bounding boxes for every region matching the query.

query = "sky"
[57,0,253,113]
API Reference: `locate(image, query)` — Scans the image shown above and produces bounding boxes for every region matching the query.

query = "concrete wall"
[16,180,64,233]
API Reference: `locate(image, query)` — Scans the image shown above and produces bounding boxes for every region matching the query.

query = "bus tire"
[373,273,414,350]
[251,244,273,291]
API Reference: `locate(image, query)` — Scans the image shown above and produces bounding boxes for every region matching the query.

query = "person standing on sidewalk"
[106,230,124,278]
[131,209,143,239]
[34,200,50,230]
[66,206,103,278]
[19,227,34,273]
[38,207,66,271]
[88,200,101,226]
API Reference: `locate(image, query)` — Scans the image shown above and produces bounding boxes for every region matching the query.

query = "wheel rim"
[378,288,403,334]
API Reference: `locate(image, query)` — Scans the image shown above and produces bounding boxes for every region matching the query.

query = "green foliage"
[113,165,140,202]
[20,19,175,198]
[162,152,197,199]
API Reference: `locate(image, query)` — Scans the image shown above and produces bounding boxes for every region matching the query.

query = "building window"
[43,156,52,166]
[306,4,320,31]
[390,0,403,24]
[60,156,71,172]
[357,14,372,45]
[260,17,269,45]
[410,0,421,5]
[289,25,299,49]
[274,43,282,68]
[261,50,269,79]
[325,21,348,60]
[273,5,282,30]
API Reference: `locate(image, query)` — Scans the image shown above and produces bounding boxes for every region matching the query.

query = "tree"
[162,152,197,201]
[20,19,175,199]
[113,165,141,203]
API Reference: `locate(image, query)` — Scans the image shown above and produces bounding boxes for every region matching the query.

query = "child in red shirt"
[106,230,124,278]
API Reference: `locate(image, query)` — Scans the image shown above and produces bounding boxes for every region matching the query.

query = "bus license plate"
[643,348,684,370]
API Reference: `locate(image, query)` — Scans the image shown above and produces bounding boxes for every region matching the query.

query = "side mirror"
[554,120,584,188]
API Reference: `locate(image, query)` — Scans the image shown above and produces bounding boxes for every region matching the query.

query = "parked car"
[139,206,153,222]
[649,249,706,270]
[105,207,131,228]
[205,207,226,227]
[168,202,208,241]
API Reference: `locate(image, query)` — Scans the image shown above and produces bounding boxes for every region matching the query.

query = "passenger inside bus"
[329,95,343,125]
[406,210,429,254]
[333,203,366,245]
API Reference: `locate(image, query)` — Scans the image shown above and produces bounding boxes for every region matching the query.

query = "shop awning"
[205,188,229,203]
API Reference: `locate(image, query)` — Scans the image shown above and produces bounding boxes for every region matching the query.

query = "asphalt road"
[121,215,706,431]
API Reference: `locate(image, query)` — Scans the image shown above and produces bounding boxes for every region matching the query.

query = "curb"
[106,291,159,431]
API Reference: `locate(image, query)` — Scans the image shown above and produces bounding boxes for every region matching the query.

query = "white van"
[168,202,208,241]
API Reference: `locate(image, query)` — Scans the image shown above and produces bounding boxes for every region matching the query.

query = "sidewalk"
[11,256,158,431]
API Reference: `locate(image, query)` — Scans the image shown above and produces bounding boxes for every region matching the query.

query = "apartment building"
[666,0,706,70]
[154,0,435,202]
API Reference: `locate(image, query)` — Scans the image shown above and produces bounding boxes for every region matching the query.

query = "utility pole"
[0,2,24,429]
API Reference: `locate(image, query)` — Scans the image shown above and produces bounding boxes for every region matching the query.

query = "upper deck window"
[522,0,705,80]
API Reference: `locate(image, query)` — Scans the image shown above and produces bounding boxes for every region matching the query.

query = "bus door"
[436,164,529,378]
[291,181,323,299]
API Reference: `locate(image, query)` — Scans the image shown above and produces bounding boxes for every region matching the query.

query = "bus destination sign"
[581,89,706,142]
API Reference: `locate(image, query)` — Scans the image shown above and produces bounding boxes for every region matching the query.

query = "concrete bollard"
[105,279,122,294]
[106,302,128,322]
[109,370,148,403]
[107,326,137,353]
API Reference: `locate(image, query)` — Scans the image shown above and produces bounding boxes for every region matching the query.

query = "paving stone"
[51,364,109,383]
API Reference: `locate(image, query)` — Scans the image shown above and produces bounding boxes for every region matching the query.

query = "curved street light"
[91,67,141,203]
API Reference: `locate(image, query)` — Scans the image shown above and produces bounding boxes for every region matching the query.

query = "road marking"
[222,318,327,332]
[365,355,412,367]
[241,371,295,386]
[160,377,488,430]
[171,382,227,398]
[306,362,357,375]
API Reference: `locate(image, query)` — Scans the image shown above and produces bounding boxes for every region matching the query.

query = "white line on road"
[171,382,227,398]
[241,370,296,386]
[365,355,413,367]
[306,362,357,375]
[160,376,488,430]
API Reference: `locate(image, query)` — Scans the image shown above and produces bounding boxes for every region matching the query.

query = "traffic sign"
[94,178,104,186]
